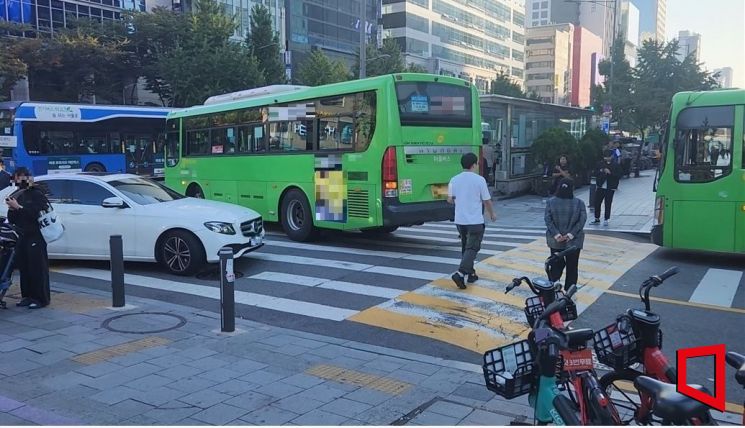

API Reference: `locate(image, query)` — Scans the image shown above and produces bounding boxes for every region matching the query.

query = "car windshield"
[108,178,184,205]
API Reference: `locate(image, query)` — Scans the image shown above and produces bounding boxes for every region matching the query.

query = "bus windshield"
[396,82,472,127]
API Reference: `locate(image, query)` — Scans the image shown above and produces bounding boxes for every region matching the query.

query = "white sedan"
[0,173,265,276]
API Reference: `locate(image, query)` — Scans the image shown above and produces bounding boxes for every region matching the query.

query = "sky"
[664,0,745,88]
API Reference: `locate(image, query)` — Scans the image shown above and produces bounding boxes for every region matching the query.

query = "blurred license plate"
[431,184,448,198]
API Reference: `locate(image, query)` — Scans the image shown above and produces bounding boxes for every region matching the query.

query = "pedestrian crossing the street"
[49,222,744,357]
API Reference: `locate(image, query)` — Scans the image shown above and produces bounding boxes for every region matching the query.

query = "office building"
[676,30,701,62]
[381,0,526,93]
[636,0,665,43]
[525,23,574,105]
[571,26,602,107]
[713,67,733,88]
[285,0,377,77]
[1,0,146,35]
[619,0,639,66]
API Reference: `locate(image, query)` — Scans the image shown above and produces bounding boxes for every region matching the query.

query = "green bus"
[164,74,482,241]
[652,88,745,253]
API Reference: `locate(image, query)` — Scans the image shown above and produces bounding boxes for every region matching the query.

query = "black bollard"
[219,247,235,333]
[110,235,125,308]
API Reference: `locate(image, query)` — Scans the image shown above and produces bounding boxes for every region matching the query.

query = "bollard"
[219,247,235,333]
[588,177,596,214]
[110,235,125,308]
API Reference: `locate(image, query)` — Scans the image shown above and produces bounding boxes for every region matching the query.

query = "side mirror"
[102,197,127,209]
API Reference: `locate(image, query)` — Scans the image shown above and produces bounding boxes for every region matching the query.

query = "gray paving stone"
[410,410,463,426]
[108,352,154,367]
[119,362,162,379]
[41,371,93,391]
[401,361,441,376]
[169,376,219,393]
[0,411,34,425]
[125,374,173,391]
[74,362,125,378]
[237,369,289,385]
[178,389,232,408]
[191,403,249,425]
[389,369,429,384]
[224,390,275,412]
[0,359,43,376]
[427,400,474,419]
[147,354,194,368]
[459,408,515,425]
[319,397,373,417]
[294,383,348,403]
[28,349,76,366]
[90,385,140,405]
[344,388,393,406]
[143,402,202,424]
[197,367,240,383]
[362,358,406,373]
[240,405,299,425]
[185,356,230,371]
[292,408,349,425]
[81,371,139,390]
[272,395,325,414]
[175,347,219,360]
[254,381,303,399]
[280,373,326,389]
[209,379,258,396]
[132,386,187,407]
[310,344,378,362]
[159,365,206,380]
[12,329,57,340]
[107,399,155,420]
[451,382,497,402]
[125,414,165,425]
[481,396,532,417]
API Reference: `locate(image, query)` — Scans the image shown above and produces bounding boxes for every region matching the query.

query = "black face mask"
[16,180,29,189]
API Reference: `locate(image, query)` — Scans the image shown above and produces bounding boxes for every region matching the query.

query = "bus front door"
[123,134,157,177]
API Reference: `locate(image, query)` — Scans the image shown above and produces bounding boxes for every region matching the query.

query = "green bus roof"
[167,73,473,120]
[671,88,745,108]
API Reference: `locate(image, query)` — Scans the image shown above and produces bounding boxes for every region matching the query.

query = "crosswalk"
[49,221,744,357]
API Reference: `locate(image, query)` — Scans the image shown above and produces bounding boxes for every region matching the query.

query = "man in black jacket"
[592,150,622,226]
[0,160,11,190]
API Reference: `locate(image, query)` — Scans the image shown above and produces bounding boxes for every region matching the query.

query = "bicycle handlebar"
[656,266,680,283]
[640,266,679,311]
[551,246,580,260]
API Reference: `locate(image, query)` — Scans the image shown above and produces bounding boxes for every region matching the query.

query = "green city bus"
[652,88,745,253]
[164,74,482,241]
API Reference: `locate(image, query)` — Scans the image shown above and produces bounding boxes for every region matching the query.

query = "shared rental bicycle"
[484,285,621,425]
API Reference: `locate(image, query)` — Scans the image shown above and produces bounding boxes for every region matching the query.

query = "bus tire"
[186,183,205,199]
[84,162,105,173]
[156,229,205,276]
[280,189,317,242]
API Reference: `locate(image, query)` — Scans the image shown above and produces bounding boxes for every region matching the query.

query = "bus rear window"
[396,82,472,127]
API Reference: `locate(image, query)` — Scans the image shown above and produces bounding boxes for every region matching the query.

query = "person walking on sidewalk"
[6,167,51,309]
[592,150,622,226]
[545,178,586,290]
[448,152,497,290]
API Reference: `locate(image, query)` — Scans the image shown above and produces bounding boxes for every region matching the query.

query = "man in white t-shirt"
[448,152,497,289]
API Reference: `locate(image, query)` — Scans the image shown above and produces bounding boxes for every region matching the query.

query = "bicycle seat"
[726,351,745,387]
[565,328,594,349]
[634,376,711,423]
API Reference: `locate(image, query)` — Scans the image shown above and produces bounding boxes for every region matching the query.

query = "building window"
[532,11,539,19]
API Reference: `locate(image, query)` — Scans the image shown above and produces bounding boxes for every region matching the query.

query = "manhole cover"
[195,268,244,281]
[102,312,187,334]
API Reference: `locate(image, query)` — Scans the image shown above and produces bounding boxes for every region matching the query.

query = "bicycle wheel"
[599,370,649,425]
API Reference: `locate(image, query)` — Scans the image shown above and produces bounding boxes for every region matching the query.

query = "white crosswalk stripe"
[249,272,404,299]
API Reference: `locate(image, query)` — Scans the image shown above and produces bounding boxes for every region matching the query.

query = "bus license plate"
[431,184,448,199]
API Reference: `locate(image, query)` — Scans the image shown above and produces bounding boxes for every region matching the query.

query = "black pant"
[17,234,50,306]
[594,188,615,220]
[549,248,581,289]
[456,224,485,275]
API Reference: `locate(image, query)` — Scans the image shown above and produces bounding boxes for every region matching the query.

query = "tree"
[295,49,350,86]
[576,129,609,182]
[490,71,526,98]
[531,128,579,171]
[246,4,284,85]
[0,23,29,100]
[352,38,407,78]
[405,63,428,73]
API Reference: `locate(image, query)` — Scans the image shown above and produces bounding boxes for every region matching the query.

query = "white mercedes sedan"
[0,173,264,276]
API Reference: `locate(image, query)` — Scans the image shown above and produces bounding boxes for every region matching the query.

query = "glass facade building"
[1,0,144,35]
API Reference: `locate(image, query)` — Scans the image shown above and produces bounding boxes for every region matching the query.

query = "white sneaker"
[603,219,609,226]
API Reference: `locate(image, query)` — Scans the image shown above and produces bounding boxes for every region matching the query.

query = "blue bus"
[0,102,171,177]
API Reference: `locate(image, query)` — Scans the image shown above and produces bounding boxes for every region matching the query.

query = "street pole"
[110,235,125,308]
[219,247,235,333]
[609,0,617,98]
[359,0,366,79]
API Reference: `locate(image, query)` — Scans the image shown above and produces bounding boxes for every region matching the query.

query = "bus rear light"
[654,196,664,226]
[382,147,398,198]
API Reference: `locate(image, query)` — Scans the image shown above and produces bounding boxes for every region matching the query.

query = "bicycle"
[593,266,704,424]
[484,285,620,425]
[726,351,745,425]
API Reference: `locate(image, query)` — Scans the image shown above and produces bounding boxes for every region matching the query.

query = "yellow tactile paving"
[306,364,412,395]
[351,234,659,354]
[72,336,171,365]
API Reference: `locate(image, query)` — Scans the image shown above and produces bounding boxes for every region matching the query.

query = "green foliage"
[490,71,538,100]
[246,4,284,85]
[295,49,350,86]
[352,38,407,78]
[577,129,608,177]
[405,63,428,73]
[531,128,579,169]
[0,23,29,100]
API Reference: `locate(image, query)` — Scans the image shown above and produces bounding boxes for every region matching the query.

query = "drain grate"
[102,312,187,334]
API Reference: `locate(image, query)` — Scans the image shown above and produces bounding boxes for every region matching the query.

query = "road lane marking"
[248,272,404,299]
[601,288,745,314]
[393,233,529,248]
[688,268,742,308]
[52,267,357,321]
[363,266,443,281]
[399,226,542,241]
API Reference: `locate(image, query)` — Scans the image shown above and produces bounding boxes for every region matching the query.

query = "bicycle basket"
[593,320,640,370]
[483,340,535,399]
[524,292,578,326]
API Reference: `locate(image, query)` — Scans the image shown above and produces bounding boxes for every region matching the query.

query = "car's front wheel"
[157,230,206,276]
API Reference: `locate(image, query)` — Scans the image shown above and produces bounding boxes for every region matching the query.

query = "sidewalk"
[0,282,531,426]
[493,173,656,234]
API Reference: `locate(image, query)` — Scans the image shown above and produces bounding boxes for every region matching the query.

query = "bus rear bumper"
[651,224,663,246]
[382,199,455,227]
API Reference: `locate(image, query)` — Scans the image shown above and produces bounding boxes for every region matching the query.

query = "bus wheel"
[281,189,317,242]
[84,163,105,173]
[186,184,205,199]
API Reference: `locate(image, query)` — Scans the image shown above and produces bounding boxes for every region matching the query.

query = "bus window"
[396,82,471,127]
[79,132,109,154]
[0,109,13,136]
[674,105,734,183]
[165,131,179,167]
[40,131,75,155]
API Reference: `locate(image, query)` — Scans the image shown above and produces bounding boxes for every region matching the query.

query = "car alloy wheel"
[164,235,191,273]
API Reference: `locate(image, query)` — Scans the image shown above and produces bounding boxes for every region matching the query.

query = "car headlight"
[204,221,236,235]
